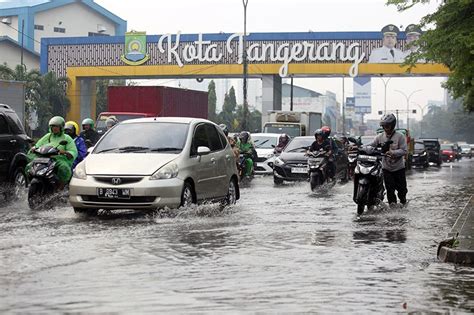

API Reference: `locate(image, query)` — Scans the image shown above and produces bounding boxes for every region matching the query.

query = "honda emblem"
[111,177,122,185]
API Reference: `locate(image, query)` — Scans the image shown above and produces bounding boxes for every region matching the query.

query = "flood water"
[1,160,473,313]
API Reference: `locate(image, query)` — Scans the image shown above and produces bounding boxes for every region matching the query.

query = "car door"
[0,114,13,181]
[204,124,228,197]
[190,123,217,201]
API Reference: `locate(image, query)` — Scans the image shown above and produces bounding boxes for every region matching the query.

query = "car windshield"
[96,114,147,129]
[264,123,300,138]
[415,142,425,150]
[94,122,189,154]
[460,144,470,149]
[284,137,314,152]
[441,144,453,150]
[423,141,439,149]
[253,135,278,149]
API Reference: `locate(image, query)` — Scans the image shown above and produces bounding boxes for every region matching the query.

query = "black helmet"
[314,129,324,138]
[219,124,229,136]
[380,113,396,130]
[239,131,250,143]
[279,133,290,142]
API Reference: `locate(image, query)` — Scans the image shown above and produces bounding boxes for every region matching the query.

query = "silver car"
[69,117,240,214]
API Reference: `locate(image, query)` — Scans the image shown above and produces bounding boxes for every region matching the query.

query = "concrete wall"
[0,80,25,123]
[34,2,118,52]
[0,41,39,70]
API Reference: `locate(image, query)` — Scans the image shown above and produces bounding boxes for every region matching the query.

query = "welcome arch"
[41,31,449,123]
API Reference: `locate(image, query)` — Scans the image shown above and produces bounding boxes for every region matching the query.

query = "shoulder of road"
[438,195,474,265]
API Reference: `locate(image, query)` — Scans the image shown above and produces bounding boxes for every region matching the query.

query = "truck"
[96,86,208,135]
[262,111,322,137]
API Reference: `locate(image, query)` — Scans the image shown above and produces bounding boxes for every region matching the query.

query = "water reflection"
[353,229,407,244]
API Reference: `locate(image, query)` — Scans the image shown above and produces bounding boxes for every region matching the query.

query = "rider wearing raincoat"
[27,116,78,186]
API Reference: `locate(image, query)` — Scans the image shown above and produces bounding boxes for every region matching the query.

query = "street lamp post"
[242,0,249,131]
[380,77,391,114]
[395,89,422,129]
[342,76,346,135]
[412,103,428,137]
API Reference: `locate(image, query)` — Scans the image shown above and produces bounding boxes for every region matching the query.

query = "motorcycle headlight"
[73,161,87,180]
[422,152,427,156]
[37,168,47,176]
[150,162,179,180]
[274,157,285,166]
[360,166,371,175]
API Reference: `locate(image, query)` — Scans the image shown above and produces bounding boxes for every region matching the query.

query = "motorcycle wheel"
[28,181,43,210]
[357,204,365,215]
[310,174,320,191]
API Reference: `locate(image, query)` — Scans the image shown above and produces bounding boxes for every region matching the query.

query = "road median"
[437,195,474,265]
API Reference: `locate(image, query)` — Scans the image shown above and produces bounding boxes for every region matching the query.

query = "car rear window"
[423,141,439,148]
[94,122,189,153]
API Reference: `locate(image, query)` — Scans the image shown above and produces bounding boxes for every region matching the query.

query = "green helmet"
[81,118,94,128]
[49,116,65,130]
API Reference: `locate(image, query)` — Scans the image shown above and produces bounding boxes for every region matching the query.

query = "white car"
[251,133,281,175]
[69,117,240,214]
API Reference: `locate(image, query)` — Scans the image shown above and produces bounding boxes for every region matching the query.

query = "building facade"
[0,0,126,70]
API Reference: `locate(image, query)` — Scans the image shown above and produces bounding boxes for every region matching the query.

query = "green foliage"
[0,64,71,133]
[387,0,474,111]
[216,85,261,132]
[207,80,217,121]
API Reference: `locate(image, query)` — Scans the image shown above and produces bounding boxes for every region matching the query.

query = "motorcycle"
[346,137,361,180]
[27,140,68,209]
[353,141,392,215]
[238,152,254,182]
[307,149,332,191]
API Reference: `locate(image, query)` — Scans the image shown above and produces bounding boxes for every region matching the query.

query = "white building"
[0,0,126,70]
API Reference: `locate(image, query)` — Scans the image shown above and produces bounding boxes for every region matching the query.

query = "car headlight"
[274,157,285,166]
[73,161,87,180]
[150,161,179,180]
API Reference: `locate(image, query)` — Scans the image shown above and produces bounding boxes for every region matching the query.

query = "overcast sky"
[95,0,446,120]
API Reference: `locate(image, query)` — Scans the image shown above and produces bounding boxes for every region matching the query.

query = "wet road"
[1,160,473,313]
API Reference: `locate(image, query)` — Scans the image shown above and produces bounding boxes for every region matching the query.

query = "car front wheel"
[180,182,195,208]
[225,178,238,205]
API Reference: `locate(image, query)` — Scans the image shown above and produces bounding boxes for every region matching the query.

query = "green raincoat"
[27,128,78,183]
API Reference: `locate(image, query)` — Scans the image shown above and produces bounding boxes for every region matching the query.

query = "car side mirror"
[197,146,211,155]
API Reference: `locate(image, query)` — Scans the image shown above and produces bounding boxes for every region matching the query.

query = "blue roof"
[0,1,49,9]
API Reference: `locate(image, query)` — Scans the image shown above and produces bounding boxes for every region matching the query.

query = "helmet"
[239,131,250,144]
[219,124,229,136]
[279,133,290,143]
[64,120,79,137]
[81,118,94,128]
[48,116,65,130]
[314,129,324,138]
[380,113,396,130]
[106,117,118,129]
[321,126,331,139]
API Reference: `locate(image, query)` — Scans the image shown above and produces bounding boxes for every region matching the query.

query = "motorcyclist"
[64,121,87,170]
[238,131,255,177]
[106,116,119,131]
[80,118,99,148]
[366,113,408,206]
[27,116,78,188]
[321,126,337,179]
[274,133,290,154]
[219,124,239,160]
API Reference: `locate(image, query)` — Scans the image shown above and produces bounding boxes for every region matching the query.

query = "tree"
[207,80,217,121]
[34,72,70,132]
[387,0,474,111]
[228,86,237,112]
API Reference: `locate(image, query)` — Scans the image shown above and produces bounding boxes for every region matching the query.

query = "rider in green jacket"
[27,116,78,186]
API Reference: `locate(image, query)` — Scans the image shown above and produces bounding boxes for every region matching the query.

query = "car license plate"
[97,188,131,199]
[291,167,307,174]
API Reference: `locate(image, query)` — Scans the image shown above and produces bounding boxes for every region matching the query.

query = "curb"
[437,196,474,265]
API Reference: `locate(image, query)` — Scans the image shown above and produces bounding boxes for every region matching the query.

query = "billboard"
[353,77,371,114]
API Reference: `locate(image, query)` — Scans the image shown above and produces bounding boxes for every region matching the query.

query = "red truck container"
[96,86,208,135]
